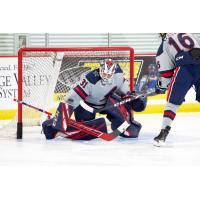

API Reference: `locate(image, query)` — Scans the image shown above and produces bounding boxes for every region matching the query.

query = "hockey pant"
[167,65,200,105]
[169,51,200,105]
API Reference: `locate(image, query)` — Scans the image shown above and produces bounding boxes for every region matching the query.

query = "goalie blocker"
[42,95,146,140]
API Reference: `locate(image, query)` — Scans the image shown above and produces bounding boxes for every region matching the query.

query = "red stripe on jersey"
[160,71,174,78]
[167,67,180,102]
[160,69,175,78]
[74,85,87,100]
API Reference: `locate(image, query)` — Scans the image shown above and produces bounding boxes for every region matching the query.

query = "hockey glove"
[131,92,147,112]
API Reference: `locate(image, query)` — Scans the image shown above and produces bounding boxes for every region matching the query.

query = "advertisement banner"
[0,55,199,120]
[0,57,18,110]
[134,55,158,95]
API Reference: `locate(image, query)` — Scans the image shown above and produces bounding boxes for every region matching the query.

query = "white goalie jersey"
[65,65,130,110]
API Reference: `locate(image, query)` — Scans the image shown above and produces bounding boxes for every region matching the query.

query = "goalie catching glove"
[123,91,147,112]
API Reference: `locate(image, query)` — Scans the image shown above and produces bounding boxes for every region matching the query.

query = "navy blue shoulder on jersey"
[156,41,164,56]
[115,64,123,74]
[85,69,101,84]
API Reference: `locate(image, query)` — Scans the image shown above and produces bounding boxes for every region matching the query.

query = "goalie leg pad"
[42,102,107,140]
[52,102,69,132]
[67,117,107,140]
[42,102,69,139]
[42,119,58,140]
[120,120,142,138]
[104,97,129,130]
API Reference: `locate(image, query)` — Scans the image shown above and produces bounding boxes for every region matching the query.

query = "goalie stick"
[14,90,154,141]
[13,99,52,118]
[13,99,118,141]
[97,89,155,113]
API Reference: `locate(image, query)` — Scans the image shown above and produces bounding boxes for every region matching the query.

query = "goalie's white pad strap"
[117,121,130,133]
[80,100,94,113]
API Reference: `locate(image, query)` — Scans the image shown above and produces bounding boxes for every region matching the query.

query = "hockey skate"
[153,126,171,147]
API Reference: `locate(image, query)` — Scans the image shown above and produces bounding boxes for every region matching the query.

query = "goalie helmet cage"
[17,47,134,139]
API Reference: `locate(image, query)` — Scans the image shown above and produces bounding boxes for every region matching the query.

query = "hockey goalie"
[42,59,147,141]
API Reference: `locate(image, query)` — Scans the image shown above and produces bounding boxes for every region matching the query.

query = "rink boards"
[0,55,200,120]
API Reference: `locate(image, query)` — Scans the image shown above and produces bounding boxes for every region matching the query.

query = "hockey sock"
[161,102,179,129]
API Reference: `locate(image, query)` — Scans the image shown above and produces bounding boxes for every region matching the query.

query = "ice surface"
[0,113,200,166]
[0,113,200,200]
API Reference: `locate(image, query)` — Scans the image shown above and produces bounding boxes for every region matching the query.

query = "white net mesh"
[0,48,133,138]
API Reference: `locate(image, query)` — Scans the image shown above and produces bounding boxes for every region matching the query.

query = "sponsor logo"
[176,55,184,61]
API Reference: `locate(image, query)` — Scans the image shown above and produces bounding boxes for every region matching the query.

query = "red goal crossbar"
[17,47,134,139]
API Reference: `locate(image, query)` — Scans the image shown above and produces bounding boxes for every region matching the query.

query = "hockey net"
[0,47,134,139]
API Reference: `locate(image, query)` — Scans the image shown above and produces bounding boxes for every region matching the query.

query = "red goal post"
[17,47,134,139]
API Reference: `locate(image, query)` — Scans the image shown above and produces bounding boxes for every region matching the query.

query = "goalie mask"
[99,59,116,84]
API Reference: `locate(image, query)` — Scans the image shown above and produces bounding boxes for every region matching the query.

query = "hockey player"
[154,33,200,146]
[42,59,147,140]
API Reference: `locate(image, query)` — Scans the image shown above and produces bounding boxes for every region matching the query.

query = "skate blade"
[153,140,166,147]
